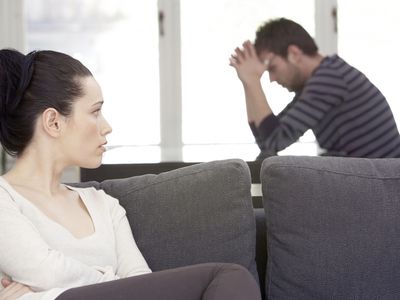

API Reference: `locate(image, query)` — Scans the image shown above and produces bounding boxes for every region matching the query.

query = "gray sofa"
[77,156,400,299]
[262,156,400,299]
[75,159,261,290]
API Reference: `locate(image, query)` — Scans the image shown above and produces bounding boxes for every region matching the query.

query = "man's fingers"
[229,55,238,67]
[249,43,257,57]
[243,40,256,57]
[232,40,255,64]
[240,41,252,59]
[234,47,245,62]
[242,40,250,50]
[242,40,251,48]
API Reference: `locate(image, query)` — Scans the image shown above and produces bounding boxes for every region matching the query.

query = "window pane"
[338,0,400,125]
[25,0,160,146]
[180,0,315,145]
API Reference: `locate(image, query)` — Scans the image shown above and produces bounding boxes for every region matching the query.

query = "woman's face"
[60,76,112,169]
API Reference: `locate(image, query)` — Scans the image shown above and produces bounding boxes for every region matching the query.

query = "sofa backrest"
[261,156,400,299]
[75,159,259,281]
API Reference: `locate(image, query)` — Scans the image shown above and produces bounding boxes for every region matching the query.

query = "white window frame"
[158,0,183,161]
[0,0,25,51]
[315,0,338,55]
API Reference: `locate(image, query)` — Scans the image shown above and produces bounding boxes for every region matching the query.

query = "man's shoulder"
[309,54,354,85]
[317,54,350,71]
[308,56,347,83]
[302,55,349,99]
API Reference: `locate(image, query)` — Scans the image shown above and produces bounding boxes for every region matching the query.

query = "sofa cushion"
[80,159,258,281]
[261,156,400,299]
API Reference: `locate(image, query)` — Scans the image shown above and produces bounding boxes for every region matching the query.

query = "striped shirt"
[250,55,400,158]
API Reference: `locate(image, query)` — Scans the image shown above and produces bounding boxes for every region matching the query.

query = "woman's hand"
[0,278,33,300]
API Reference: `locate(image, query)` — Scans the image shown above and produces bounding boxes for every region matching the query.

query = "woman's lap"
[56,263,261,300]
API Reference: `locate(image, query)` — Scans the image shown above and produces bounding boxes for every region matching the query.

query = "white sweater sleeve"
[0,193,118,292]
[103,192,152,277]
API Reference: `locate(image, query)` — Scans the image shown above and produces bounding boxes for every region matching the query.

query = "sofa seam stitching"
[263,164,400,180]
[115,161,247,198]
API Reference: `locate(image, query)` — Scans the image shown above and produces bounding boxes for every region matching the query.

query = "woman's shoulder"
[0,177,19,207]
[66,185,121,210]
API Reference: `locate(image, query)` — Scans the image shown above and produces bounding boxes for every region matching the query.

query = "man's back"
[306,55,400,157]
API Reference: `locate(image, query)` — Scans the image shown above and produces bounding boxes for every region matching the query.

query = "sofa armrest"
[261,156,400,299]
[91,159,258,281]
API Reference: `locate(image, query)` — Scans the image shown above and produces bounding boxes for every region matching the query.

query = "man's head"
[255,18,318,58]
[254,18,319,92]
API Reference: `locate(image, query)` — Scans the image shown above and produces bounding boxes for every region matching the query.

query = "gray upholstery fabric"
[261,156,400,299]
[76,159,258,281]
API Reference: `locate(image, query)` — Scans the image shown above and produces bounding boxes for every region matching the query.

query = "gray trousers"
[56,263,261,300]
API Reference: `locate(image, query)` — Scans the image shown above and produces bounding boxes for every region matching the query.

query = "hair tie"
[9,51,38,113]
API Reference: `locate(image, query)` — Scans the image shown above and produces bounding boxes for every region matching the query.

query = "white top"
[0,177,151,300]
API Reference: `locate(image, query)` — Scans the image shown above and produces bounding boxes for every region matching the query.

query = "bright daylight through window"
[25,0,400,163]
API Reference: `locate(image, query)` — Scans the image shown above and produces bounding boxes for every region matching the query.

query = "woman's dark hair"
[254,18,318,57]
[0,49,92,156]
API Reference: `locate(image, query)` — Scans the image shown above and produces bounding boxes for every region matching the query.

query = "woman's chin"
[80,158,103,169]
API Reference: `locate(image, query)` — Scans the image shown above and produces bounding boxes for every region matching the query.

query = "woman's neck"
[3,148,67,197]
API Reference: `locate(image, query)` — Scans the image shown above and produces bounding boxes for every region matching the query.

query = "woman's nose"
[101,115,112,136]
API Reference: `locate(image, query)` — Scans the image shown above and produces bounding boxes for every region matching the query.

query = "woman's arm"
[0,194,118,292]
[0,278,32,300]
[103,192,152,277]
[0,281,32,300]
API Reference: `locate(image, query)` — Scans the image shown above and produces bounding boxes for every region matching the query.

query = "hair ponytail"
[11,51,38,114]
[0,49,24,118]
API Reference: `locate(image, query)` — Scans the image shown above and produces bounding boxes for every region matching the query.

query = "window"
[20,0,325,163]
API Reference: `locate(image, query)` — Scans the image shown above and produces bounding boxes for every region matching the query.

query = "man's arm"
[229,40,272,127]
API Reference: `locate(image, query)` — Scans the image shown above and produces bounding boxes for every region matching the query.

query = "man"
[230,18,400,158]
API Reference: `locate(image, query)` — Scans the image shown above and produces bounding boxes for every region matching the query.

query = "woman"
[0,49,261,300]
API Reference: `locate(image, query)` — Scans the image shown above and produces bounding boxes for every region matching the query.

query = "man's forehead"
[259,51,276,67]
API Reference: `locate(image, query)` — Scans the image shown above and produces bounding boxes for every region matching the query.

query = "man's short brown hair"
[254,18,318,58]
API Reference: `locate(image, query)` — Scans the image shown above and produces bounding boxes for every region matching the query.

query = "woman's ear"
[41,108,64,137]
